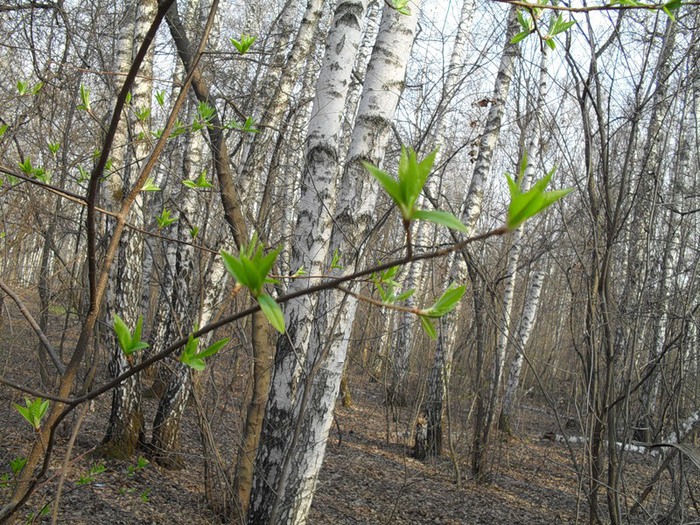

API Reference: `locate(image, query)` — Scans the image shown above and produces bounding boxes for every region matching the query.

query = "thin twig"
[0,279,65,375]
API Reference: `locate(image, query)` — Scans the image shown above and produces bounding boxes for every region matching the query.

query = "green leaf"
[77,165,89,183]
[221,250,246,284]
[113,314,149,355]
[183,170,213,189]
[197,337,230,359]
[398,147,437,216]
[18,157,33,175]
[135,106,151,122]
[420,316,437,339]
[113,313,132,354]
[141,178,160,191]
[14,397,49,430]
[395,289,415,302]
[47,142,60,155]
[156,208,177,229]
[330,248,344,270]
[516,9,531,31]
[413,210,468,233]
[0,124,8,138]
[506,165,573,230]
[221,236,280,297]
[197,101,216,123]
[510,30,531,45]
[78,83,90,111]
[258,294,285,333]
[662,0,682,19]
[364,162,403,209]
[155,90,166,107]
[389,0,411,14]
[229,33,257,54]
[9,457,26,476]
[424,283,466,318]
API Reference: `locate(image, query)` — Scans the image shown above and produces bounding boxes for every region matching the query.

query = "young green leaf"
[412,210,467,233]
[197,337,230,360]
[156,208,178,229]
[77,165,89,183]
[506,165,573,230]
[221,236,281,297]
[155,90,166,107]
[141,178,160,191]
[363,162,404,207]
[662,0,682,19]
[364,146,440,226]
[135,106,151,122]
[229,33,257,54]
[389,0,411,15]
[197,101,216,123]
[48,142,60,155]
[14,397,49,430]
[180,332,229,371]
[511,30,532,45]
[420,316,437,339]
[0,124,8,138]
[258,294,285,333]
[9,457,27,476]
[422,283,466,318]
[113,313,132,352]
[78,83,91,111]
[330,248,344,270]
[18,157,33,175]
[113,314,149,356]
[182,170,213,189]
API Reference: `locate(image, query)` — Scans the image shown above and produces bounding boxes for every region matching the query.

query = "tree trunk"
[248,0,378,524]
[499,269,545,433]
[102,0,156,459]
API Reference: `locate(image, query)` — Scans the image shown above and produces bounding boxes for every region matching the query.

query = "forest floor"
[1,299,698,524]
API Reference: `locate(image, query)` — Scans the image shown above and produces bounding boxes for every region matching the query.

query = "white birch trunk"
[103,0,155,458]
[248,3,370,523]
[389,0,477,406]
[151,95,207,467]
[485,38,550,436]
[239,0,324,221]
[283,0,420,501]
[499,269,545,430]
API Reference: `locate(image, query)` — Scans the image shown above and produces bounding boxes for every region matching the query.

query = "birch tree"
[102,0,156,459]
[247,2,377,523]
[499,268,545,432]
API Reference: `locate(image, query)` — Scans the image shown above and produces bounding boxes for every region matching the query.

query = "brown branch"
[69,224,509,407]
[0,164,218,254]
[0,279,66,375]
[491,0,699,13]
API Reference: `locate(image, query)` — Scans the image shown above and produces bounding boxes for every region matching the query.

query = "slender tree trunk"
[102,0,156,459]
[499,269,545,433]
[248,3,372,523]
[629,16,676,441]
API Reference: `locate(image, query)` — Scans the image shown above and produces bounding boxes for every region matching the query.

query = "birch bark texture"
[499,269,545,432]
[248,2,370,523]
[391,0,476,408]
[406,4,521,459]
[484,35,551,441]
[102,0,156,459]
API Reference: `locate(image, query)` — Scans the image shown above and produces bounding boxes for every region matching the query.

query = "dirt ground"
[1,301,698,524]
